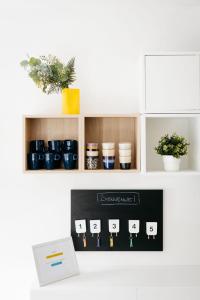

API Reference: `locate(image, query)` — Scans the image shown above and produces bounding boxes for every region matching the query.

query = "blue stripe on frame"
[51,261,62,267]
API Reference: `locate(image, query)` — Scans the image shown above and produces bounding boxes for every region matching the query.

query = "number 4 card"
[129,220,140,234]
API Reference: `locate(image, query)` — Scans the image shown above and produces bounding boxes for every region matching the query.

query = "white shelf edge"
[143,113,200,118]
[142,170,200,175]
[143,51,200,56]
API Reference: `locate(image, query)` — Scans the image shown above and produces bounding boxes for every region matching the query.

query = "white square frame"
[33,237,79,286]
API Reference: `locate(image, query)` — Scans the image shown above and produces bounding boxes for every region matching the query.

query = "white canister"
[119,149,131,156]
[119,143,131,150]
[102,142,115,150]
[119,156,132,163]
[102,149,115,156]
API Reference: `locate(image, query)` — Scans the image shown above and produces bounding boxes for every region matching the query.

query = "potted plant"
[155,133,189,171]
[20,55,80,114]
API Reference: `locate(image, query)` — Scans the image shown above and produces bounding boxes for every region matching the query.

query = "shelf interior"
[84,116,139,170]
[24,117,79,170]
[146,116,200,172]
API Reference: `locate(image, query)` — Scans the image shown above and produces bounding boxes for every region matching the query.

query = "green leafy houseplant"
[155,133,189,159]
[20,55,76,94]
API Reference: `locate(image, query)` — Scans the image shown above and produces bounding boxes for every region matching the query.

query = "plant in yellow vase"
[20,55,80,114]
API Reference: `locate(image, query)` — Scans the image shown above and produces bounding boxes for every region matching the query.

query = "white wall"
[0,0,200,299]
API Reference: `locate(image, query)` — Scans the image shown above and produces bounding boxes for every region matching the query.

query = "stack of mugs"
[62,140,78,170]
[86,143,99,170]
[119,143,132,169]
[27,139,78,170]
[46,140,62,169]
[28,140,45,170]
[102,143,115,169]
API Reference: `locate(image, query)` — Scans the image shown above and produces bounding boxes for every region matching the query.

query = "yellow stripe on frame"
[46,252,63,259]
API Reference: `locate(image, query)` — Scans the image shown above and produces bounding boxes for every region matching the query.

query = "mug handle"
[54,154,61,161]
[73,154,78,160]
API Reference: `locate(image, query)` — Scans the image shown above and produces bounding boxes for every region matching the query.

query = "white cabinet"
[145,55,200,112]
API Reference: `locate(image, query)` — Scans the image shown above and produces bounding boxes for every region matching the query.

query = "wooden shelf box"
[143,114,200,173]
[23,115,81,172]
[83,115,140,172]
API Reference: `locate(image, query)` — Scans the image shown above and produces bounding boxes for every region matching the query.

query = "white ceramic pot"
[162,155,181,172]
[119,149,131,156]
[119,156,132,163]
[119,143,131,150]
[102,143,115,150]
[102,149,115,156]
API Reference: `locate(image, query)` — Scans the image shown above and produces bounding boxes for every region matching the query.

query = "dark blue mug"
[48,140,62,154]
[103,156,115,170]
[28,153,44,170]
[30,140,45,153]
[44,152,61,170]
[63,140,78,153]
[63,153,78,169]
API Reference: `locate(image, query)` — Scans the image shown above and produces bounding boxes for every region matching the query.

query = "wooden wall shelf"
[23,115,81,172]
[23,114,140,173]
[83,115,140,172]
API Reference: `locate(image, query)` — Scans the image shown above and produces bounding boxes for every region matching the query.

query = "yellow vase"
[62,88,80,114]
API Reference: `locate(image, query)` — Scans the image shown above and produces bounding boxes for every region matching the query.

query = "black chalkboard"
[71,189,163,251]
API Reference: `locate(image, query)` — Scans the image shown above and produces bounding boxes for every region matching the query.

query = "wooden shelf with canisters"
[23,114,140,173]
[82,114,140,172]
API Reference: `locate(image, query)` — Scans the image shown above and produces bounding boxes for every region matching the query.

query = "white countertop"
[31,265,200,289]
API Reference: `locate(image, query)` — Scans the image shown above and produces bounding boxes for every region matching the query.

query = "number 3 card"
[108,219,120,233]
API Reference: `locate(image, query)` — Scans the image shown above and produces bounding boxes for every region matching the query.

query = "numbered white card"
[75,219,86,234]
[129,220,140,234]
[90,220,101,234]
[146,222,157,236]
[109,219,120,233]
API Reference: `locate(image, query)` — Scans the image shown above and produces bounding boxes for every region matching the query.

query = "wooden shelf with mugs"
[23,115,81,173]
[23,114,140,173]
[83,114,140,172]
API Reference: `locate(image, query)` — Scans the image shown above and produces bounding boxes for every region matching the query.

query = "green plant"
[20,55,76,94]
[155,133,189,158]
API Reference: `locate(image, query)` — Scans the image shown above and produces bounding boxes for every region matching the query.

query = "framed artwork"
[33,237,79,286]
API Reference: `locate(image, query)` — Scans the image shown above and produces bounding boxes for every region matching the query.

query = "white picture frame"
[32,237,79,286]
